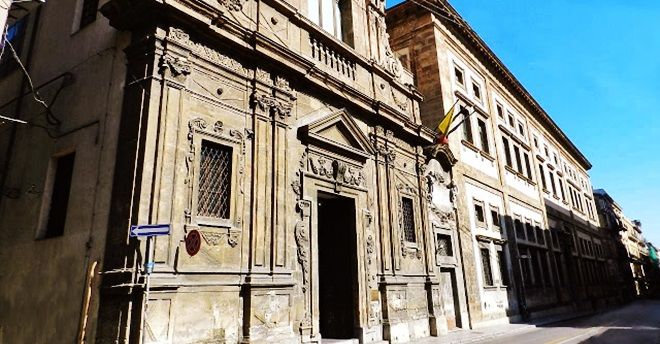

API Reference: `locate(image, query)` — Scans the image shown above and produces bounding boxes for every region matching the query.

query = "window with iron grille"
[79,0,99,29]
[481,248,493,286]
[401,197,416,242]
[198,140,232,219]
[436,234,453,256]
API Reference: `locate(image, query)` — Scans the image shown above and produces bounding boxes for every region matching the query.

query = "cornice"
[386,1,592,170]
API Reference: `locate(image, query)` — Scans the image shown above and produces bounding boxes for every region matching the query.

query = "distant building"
[387,0,620,327]
[594,189,651,298]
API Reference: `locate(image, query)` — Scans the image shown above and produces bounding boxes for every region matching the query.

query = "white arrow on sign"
[130,224,171,237]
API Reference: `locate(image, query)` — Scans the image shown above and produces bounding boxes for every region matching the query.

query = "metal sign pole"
[140,235,153,344]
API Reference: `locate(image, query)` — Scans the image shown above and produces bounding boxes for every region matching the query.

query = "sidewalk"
[409,310,599,344]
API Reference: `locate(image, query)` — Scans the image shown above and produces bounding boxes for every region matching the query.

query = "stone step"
[321,339,360,344]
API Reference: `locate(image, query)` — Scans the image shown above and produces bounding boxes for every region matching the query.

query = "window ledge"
[461,139,479,152]
[483,285,498,290]
[480,150,495,161]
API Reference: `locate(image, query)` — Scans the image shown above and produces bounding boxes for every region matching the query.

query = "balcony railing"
[310,36,356,81]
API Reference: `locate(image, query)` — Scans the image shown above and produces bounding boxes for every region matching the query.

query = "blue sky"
[387,0,660,245]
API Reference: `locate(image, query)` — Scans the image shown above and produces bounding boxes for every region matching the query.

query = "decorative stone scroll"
[159,55,192,77]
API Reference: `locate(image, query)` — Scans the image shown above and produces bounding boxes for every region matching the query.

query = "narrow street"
[479,300,660,344]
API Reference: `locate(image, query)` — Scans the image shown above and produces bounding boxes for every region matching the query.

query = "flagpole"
[446,107,478,137]
[435,99,461,131]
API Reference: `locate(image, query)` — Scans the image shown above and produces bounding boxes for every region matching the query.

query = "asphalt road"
[480,300,660,344]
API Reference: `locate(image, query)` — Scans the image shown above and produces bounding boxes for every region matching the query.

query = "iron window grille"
[198,140,232,219]
[401,197,416,243]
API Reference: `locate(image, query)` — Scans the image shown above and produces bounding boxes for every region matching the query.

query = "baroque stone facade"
[89,0,467,343]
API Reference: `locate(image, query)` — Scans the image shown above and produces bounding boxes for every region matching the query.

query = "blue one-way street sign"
[130,224,171,237]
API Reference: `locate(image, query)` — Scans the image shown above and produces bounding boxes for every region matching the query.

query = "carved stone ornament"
[396,183,418,195]
[200,230,239,247]
[366,234,375,265]
[218,0,246,12]
[184,117,246,229]
[167,28,248,76]
[295,200,312,293]
[160,55,192,77]
[308,156,364,192]
[251,93,294,119]
[391,88,408,112]
[274,75,295,95]
[376,144,396,165]
[430,204,456,230]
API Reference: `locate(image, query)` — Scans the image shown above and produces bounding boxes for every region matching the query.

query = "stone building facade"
[0,0,473,343]
[386,1,620,328]
[594,189,650,299]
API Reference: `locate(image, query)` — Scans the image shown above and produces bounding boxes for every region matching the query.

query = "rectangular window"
[481,248,494,286]
[535,225,545,245]
[555,252,566,286]
[472,80,482,101]
[79,0,99,29]
[477,118,490,153]
[540,251,552,287]
[463,112,473,143]
[515,217,525,240]
[490,207,501,232]
[502,137,512,167]
[496,102,504,118]
[507,112,515,127]
[454,66,465,86]
[543,144,549,157]
[558,179,566,202]
[514,145,523,174]
[520,246,533,286]
[497,249,509,285]
[198,140,233,219]
[309,0,350,43]
[436,234,453,256]
[539,164,547,190]
[549,171,557,195]
[525,221,536,242]
[517,121,525,136]
[474,200,486,227]
[533,135,539,148]
[552,230,559,248]
[523,152,532,179]
[401,197,416,242]
[44,153,76,238]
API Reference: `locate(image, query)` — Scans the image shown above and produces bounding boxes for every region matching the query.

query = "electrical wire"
[3,34,61,126]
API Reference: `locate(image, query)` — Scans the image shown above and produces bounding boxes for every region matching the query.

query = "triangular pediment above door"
[299,109,375,161]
